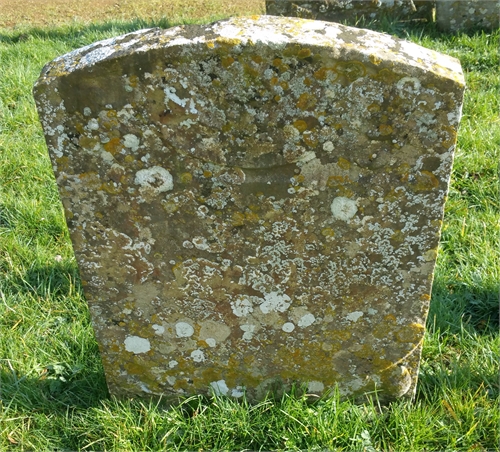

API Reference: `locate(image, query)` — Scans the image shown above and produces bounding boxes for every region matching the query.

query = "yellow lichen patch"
[395,323,425,343]
[369,54,382,65]
[440,125,457,148]
[251,55,263,64]
[374,68,398,84]
[390,230,405,243]
[414,170,439,191]
[243,63,259,78]
[321,227,335,237]
[203,170,213,178]
[161,200,178,214]
[221,56,235,68]
[423,248,437,262]
[337,157,351,170]
[379,124,393,136]
[56,156,70,171]
[302,131,318,147]
[231,211,246,227]
[334,61,366,82]
[215,37,242,48]
[297,48,312,59]
[103,137,122,155]
[179,172,193,184]
[367,103,381,113]
[270,76,279,86]
[327,175,350,188]
[296,93,317,111]
[100,182,121,195]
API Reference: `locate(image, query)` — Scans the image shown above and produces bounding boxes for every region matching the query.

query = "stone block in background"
[34,16,465,402]
[266,0,434,23]
[436,0,499,31]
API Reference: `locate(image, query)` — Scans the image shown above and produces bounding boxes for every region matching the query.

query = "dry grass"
[0,0,265,29]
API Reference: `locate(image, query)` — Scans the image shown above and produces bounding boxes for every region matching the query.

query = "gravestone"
[436,0,499,31]
[34,16,465,402]
[266,0,434,23]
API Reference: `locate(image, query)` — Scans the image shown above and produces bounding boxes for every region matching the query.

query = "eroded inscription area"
[34,16,465,401]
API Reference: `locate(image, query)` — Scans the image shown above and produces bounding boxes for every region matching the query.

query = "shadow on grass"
[429,274,499,335]
[0,366,109,412]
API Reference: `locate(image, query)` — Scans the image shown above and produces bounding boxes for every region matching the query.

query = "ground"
[0,0,264,29]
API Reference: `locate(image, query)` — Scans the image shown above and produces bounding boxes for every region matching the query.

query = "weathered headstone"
[34,16,465,402]
[266,0,434,23]
[436,0,499,31]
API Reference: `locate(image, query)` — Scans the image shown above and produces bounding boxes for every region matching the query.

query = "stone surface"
[266,0,434,22]
[34,15,465,402]
[436,0,499,31]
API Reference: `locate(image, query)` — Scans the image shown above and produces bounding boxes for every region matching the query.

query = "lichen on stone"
[34,15,465,402]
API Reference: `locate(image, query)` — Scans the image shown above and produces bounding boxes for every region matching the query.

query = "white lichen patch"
[231,296,254,317]
[124,336,151,354]
[205,338,217,347]
[346,311,364,322]
[282,322,295,333]
[134,166,173,194]
[331,197,358,222]
[259,292,291,314]
[190,349,206,362]
[307,381,324,393]
[175,321,194,337]
[210,380,229,396]
[152,324,165,335]
[123,133,140,151]
[298,313,316,328]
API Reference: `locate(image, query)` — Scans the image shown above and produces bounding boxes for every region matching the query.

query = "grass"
[0,6,499,451]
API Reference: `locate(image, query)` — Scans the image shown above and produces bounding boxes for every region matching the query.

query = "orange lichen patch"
[221,56,235,68]
[251,55,263,64]
[337,157,351,170]
[379,124,393,136]
[270,76,279,86]
[334,61,366,82]
[203,170,213,178]
[296,93,317,110]
[103,137,122,155]
[413,170,439,191]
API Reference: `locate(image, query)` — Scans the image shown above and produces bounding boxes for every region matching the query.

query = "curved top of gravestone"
[37,16,464,82]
